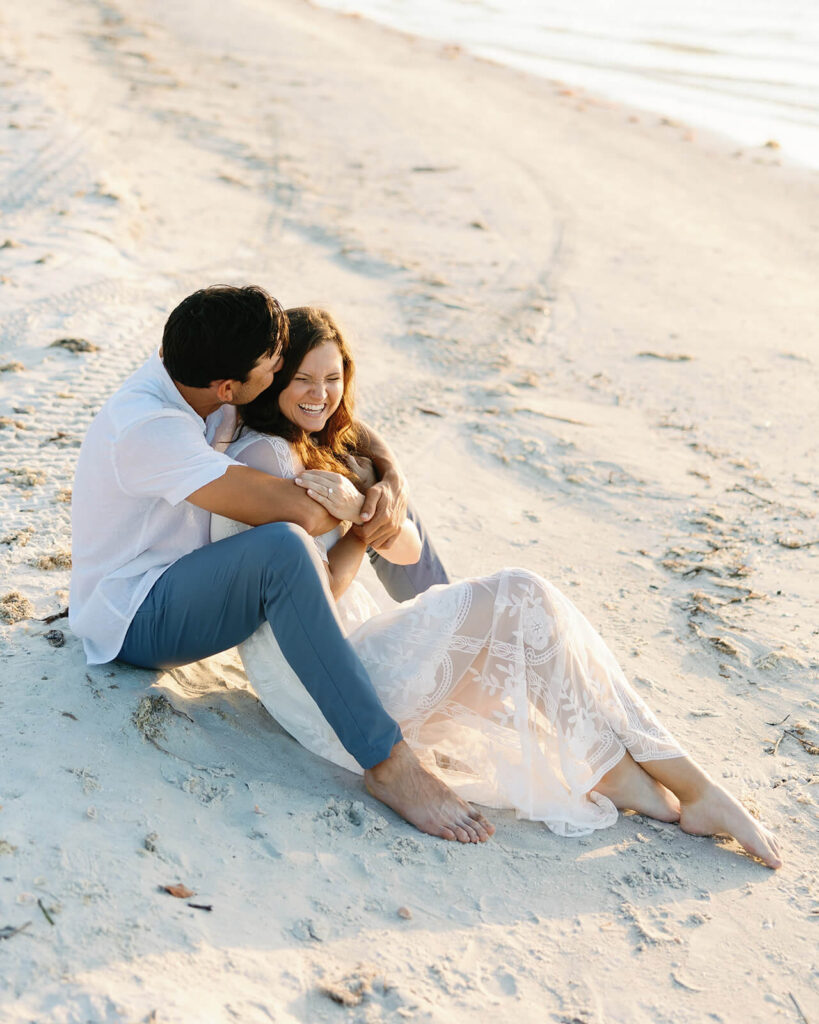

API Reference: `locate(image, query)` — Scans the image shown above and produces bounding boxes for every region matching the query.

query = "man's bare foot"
[364,740,495,843]
[679,781,782,869]
[595,752,681,822]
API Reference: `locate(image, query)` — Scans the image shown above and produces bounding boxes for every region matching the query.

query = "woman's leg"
[456,569,779,862]
[545,564,782,865]
[401,569,682,830]
[594,752,681,822]
[627,755,782,868]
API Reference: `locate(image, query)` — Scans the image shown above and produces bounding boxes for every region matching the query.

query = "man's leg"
[368,501,449,602]
[120,521,494,845]
[118,521,400,769]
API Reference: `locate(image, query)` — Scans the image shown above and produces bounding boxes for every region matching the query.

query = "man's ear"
[213,379,235,403]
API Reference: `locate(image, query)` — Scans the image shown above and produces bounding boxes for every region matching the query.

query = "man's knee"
[245,521,317,570]
[251,520,310,545]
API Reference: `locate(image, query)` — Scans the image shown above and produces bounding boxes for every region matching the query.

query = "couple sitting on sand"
[69,285,781,867]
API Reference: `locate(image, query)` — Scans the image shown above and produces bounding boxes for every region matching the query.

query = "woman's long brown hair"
[237,306,364,481]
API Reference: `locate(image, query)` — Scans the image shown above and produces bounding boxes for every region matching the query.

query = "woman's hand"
[294,470,365,523]
[345,454,377,490]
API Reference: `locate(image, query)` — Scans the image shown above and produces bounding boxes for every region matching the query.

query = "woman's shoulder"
[225,430,302,477]
[224,428,283,453]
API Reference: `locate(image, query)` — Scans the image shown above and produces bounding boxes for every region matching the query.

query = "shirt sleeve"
[233,436,297,479]
[114,412,240,506]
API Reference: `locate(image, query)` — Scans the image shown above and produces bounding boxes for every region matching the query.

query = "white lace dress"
[211,431,685,837]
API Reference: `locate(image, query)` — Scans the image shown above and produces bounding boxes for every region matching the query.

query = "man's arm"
[352,422,409,549]
[187,465,338,536]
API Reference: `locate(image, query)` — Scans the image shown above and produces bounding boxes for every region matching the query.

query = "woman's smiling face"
[277,340,344,432]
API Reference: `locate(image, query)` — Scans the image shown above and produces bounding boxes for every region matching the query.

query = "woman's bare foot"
[595,752,681,822]
[364,740,495,843]
[679,781,782,869]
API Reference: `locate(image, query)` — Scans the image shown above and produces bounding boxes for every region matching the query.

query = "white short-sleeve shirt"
[69,351,239,664]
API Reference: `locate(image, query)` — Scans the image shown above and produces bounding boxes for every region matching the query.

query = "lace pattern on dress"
[266,435,297,479]
[239,564,685,837]
[212,432,686,838]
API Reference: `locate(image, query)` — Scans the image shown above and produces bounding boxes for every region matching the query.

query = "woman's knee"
[500,566,546,590]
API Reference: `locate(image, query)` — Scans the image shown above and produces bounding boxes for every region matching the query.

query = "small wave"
[312,0,819,166]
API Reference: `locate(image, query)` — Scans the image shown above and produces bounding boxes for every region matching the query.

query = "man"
[70,284,494,844]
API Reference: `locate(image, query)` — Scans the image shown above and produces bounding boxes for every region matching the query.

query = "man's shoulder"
[107,385,182,434]
[100,357,191,437]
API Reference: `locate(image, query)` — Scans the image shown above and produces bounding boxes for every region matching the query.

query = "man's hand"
[353,470,409,549]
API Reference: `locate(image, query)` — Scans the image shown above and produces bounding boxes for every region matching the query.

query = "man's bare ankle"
[366,740,413,779]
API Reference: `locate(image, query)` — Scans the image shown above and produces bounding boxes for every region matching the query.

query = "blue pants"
[118,512,449,769]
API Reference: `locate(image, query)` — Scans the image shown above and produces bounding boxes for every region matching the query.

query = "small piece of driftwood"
[41,608,69,624]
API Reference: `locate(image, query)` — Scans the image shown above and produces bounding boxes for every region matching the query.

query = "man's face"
[226,348,283,405]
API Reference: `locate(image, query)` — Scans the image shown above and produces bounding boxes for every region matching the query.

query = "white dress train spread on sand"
[211,432,685,837]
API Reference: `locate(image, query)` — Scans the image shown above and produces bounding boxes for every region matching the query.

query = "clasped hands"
[294,456,409,549]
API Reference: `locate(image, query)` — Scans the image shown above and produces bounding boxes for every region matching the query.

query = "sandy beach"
[1,0,818,1020]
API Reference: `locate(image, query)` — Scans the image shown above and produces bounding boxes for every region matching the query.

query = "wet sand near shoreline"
[0,0,817,1020]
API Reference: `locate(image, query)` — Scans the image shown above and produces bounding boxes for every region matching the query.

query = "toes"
[759,845,780,869]
[764,836,782,869]
[438,825,457,842]
[452,825,471,843]
[470,810,495,837]
[457,817,481,843]
[744,827,782,868]
[468,815,492,842]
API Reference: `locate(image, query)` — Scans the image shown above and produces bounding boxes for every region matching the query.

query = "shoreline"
[1,0,817,1020]
[308,0,819,174]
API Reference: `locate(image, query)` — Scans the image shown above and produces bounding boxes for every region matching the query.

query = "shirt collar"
[148,349,209,427]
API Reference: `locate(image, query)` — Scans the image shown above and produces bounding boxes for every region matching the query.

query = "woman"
[211,307,781,867]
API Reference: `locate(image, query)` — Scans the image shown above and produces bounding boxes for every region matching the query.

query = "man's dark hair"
[161,285,287,388]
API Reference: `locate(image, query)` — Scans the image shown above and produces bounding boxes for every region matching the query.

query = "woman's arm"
[372,518,422,565]
[325,531,368,600]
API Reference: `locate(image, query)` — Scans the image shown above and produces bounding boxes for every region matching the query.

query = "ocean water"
[313,0,819,168]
